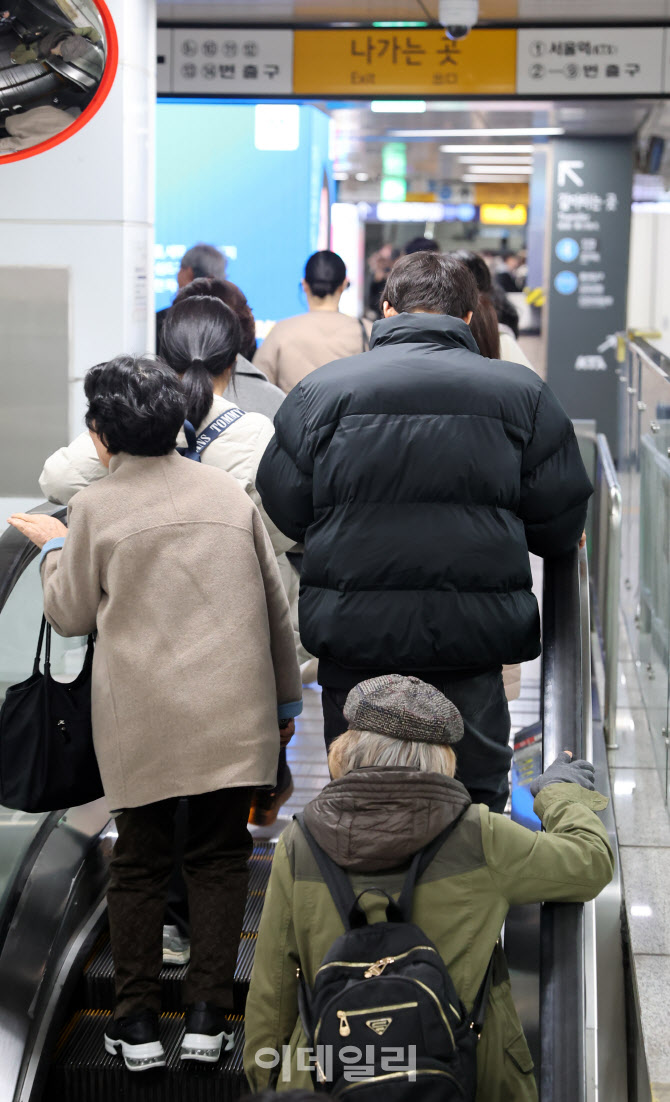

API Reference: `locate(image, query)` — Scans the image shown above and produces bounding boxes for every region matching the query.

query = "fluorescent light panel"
[371,101,426,113]
[392,127,564,138]
[465,164,533,174]
[440,144,534,153]
[462,174,530,183]
[457,155,533,164]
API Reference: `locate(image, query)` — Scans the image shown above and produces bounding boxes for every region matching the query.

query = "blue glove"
[530,751,596,797]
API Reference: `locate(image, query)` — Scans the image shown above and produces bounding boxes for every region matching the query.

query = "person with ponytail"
[254,250,371,394]
[173,276,285,420]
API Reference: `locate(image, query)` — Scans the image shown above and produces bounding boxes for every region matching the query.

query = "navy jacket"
[257,313,592,680]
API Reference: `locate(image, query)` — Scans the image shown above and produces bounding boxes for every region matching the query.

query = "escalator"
[0,504,628,1101]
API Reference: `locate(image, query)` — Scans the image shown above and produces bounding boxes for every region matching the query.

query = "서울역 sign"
[168,29,293,94]
[517,28,666,95]
[293,29,516,96]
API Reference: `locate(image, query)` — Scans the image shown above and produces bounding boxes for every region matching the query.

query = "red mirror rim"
[0,0,119,166]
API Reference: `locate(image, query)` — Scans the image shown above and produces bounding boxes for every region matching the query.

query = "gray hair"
[328,728,456,781]
[180,244,227,281]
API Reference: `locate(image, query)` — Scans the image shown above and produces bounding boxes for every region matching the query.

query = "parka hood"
[303,767,471,872]
[369,312,480,355]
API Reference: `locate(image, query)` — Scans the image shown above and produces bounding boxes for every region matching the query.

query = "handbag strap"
[358,317,369,352]
[33,616,50,675]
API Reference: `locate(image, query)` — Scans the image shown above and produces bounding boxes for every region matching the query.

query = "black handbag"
[0,617,104,812]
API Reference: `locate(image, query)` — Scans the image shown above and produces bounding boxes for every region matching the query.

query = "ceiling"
[323,98,662,197]
[154,0,670,190]
[156,0,670,25]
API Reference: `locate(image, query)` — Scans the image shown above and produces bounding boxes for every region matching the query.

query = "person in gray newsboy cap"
[343,674,464,746]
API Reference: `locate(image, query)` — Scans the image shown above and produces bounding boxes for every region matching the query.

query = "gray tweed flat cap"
[343,675,464,746]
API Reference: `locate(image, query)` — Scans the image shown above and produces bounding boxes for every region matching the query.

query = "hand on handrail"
[7,513,67,549]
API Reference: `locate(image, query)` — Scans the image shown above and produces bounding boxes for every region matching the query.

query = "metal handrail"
[540,547,589,1102]
[593,435,622,748]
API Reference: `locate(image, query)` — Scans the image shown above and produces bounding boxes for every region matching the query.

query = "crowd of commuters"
[7,235,612,1099]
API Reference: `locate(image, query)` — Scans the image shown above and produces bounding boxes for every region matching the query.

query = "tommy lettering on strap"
[178,407,246,462]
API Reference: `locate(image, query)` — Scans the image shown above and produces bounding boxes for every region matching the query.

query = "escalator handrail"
[539,546,587,1102]
[0,503,66,615]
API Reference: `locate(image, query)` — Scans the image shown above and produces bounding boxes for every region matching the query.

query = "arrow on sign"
[558,160,584,187]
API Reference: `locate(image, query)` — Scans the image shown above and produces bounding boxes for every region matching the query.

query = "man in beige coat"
[10,355,302,1073]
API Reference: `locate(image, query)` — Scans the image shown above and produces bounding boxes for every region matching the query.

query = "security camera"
[438,0,479,39]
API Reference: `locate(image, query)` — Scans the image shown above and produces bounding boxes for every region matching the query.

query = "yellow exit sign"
[293,29,516,96]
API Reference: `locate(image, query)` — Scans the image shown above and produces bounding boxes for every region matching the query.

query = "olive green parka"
[243,767,613,1099]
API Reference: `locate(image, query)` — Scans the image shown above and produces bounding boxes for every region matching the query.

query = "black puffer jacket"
[257,313,592,676]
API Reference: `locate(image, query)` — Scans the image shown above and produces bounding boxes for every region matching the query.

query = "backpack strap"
[295,813,362,930]
[296,807,469,928]
[195,406,246,454]
[394,809,469,921]
[178,407,247,461]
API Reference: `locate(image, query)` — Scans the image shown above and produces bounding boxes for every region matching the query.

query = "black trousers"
[322,668,511,813]
[107,787,253,1018]
[164,751,290,938]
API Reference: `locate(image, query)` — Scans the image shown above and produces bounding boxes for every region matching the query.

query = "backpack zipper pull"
[364,956,395,979]
[337,1010,351,1037]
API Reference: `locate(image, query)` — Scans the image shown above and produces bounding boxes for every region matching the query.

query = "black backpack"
[295,814,493,1101]
[177,408,246,461]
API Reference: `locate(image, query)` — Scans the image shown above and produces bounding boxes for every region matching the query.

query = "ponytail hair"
[304,250,347,298]
[159,295,242,427]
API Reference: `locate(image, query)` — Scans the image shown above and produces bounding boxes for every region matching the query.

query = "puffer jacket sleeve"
[41,496,102,637]
[39,431,108,505]
[243,833,300,1091]
[480,783,614,904]
[257,386,315,544]
[518,383,593,557]
[251,507,302,710]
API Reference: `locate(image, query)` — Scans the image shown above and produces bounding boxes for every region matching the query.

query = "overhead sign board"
[293,29,516,96]
[170,28,293,95]
[158,26,670,97]
[517,28,665,95]
[480,203,527,225]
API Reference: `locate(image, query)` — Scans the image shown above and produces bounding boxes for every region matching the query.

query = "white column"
[0,0,156,504]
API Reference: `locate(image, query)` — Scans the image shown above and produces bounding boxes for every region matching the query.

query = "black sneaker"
[104,1009,166,1071]
[180,1002,234,1063]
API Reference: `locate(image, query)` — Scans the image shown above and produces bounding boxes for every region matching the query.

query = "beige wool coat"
[40,452,302,812]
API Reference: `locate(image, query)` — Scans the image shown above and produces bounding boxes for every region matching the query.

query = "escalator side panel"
[0,801,111,1102]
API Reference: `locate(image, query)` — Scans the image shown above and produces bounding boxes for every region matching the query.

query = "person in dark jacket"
[256,251,592,811]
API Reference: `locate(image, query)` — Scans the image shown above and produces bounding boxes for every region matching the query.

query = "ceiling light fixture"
[457,155,533,164]
[355,172,370,181]
[371,101,427,113]
[392,127,564,138]
[440,144,535,153]
[461,174,530,183]
[463,165,533,174]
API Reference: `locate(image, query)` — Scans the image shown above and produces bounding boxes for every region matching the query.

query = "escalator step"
[48,1009,246,1101]
[85,932,258,1013]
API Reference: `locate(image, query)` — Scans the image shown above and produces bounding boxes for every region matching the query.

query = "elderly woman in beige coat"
[9,355,302,1075]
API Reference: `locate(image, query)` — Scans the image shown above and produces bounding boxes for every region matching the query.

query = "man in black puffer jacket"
[257,252,592,810]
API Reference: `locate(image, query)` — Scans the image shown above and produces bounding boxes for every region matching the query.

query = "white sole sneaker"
[180,1029,234,1063]
[104,1035,166,1071]
[162,946,191,967]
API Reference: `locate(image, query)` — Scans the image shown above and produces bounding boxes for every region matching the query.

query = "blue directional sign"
[554,270,579,295]
[555,236,580,263]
